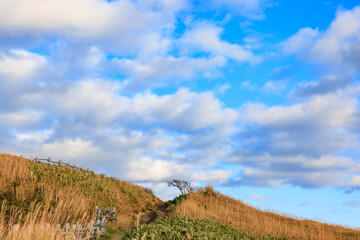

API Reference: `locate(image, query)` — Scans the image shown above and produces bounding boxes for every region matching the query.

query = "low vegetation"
[123,216,287,240]
[171,186,360,240]
[0,153,160,239]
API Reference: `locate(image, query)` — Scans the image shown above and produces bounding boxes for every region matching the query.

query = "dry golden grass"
[0,152,162,239]
[0,199,92,240]
[171,186,360,240]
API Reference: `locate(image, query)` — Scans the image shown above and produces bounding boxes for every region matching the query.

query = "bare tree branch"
[167,179,194,195]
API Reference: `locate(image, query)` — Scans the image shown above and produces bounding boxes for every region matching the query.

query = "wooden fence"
[12,206,117,240]
[31,157,90,172]
[57,206,116,239]
[28,158,117,239]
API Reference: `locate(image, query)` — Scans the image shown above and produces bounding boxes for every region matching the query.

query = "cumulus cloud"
[282,28,320,56]
[1,0,360,201]
[0,64,237,192]
[0,0,259,91]
[282,6,360,74]
[0,111,44,130]
[261,80,288,95]
[113,56,226,90]
[0,50,46,80]
[230,155,359,188]
[39,138,102,161]
[0,0,183,56]
[292,76,353,98]
[181,22,259,63]
[126,157,189,182]
[191,170,231,184]
[282,7,360,100]
[138,182,179,201]
[227,90,360,189]
[83,88,238,132]
[216,83,232,95]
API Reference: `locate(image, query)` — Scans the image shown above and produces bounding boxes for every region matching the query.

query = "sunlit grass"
[171,186,360,240]
[0,153,161,239]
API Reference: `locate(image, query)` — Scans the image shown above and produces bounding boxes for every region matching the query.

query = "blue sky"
[0,0,360,228]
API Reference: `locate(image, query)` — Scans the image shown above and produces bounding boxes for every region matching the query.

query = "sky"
[0,0,360,228]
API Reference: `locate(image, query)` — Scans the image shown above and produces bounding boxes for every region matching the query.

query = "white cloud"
[240,81,258,90]
[282,6,360,73]
[261,80,288,95]
[0,111,45,132]
[191,170,231,184]
[347,176,360,186]
[0,50,46,79]
[240,93,357,129]
[0,0,184,56]
[0,72,237,190]
[291,75,353,98]
[230,89,360,189]
[39,138,102,160]
[51,79,125,125]
[181,22,259,63]
[120,88,238,131]
[138,182,179,201]
[15,130,52,143]
[126,157,189,182]
[282,27,319,55]
[114,56,226,90]
[237,163,355,188]
[216,83,232,94]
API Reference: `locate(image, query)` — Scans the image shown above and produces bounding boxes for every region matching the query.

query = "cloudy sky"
[1,0,360,227]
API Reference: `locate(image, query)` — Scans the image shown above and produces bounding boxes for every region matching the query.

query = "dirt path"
[111,202,170,239]
[139,202,169,225]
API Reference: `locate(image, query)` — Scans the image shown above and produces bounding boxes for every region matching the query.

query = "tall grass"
[171,186,360,240]
[0,199,91,240]
[0,153,161,239]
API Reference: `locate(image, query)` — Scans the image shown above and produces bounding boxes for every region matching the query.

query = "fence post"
[59,160,61,166]
[101,216,107,236]
[65,223,70,233]
[96,219,101,237]
[95,206,99,220]
[48,157,51,165]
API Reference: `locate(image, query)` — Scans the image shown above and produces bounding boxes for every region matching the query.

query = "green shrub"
[122,216,287,240]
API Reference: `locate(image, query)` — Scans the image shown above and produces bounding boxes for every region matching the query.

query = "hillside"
[1,152,360,240]
[170,186,360,240]
[0,153,161,239]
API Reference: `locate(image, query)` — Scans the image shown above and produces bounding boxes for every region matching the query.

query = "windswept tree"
[167,179,194,195]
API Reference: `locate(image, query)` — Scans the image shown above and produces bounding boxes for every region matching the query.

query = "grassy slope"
[1,152,360,240]
[170,186,360,240]
[0,153,161,239]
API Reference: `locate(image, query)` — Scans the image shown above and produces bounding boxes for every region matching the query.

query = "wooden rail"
[57,206,117,239]
[27,158,116,238]
[31,157,90,172]
[11,206,117,239]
